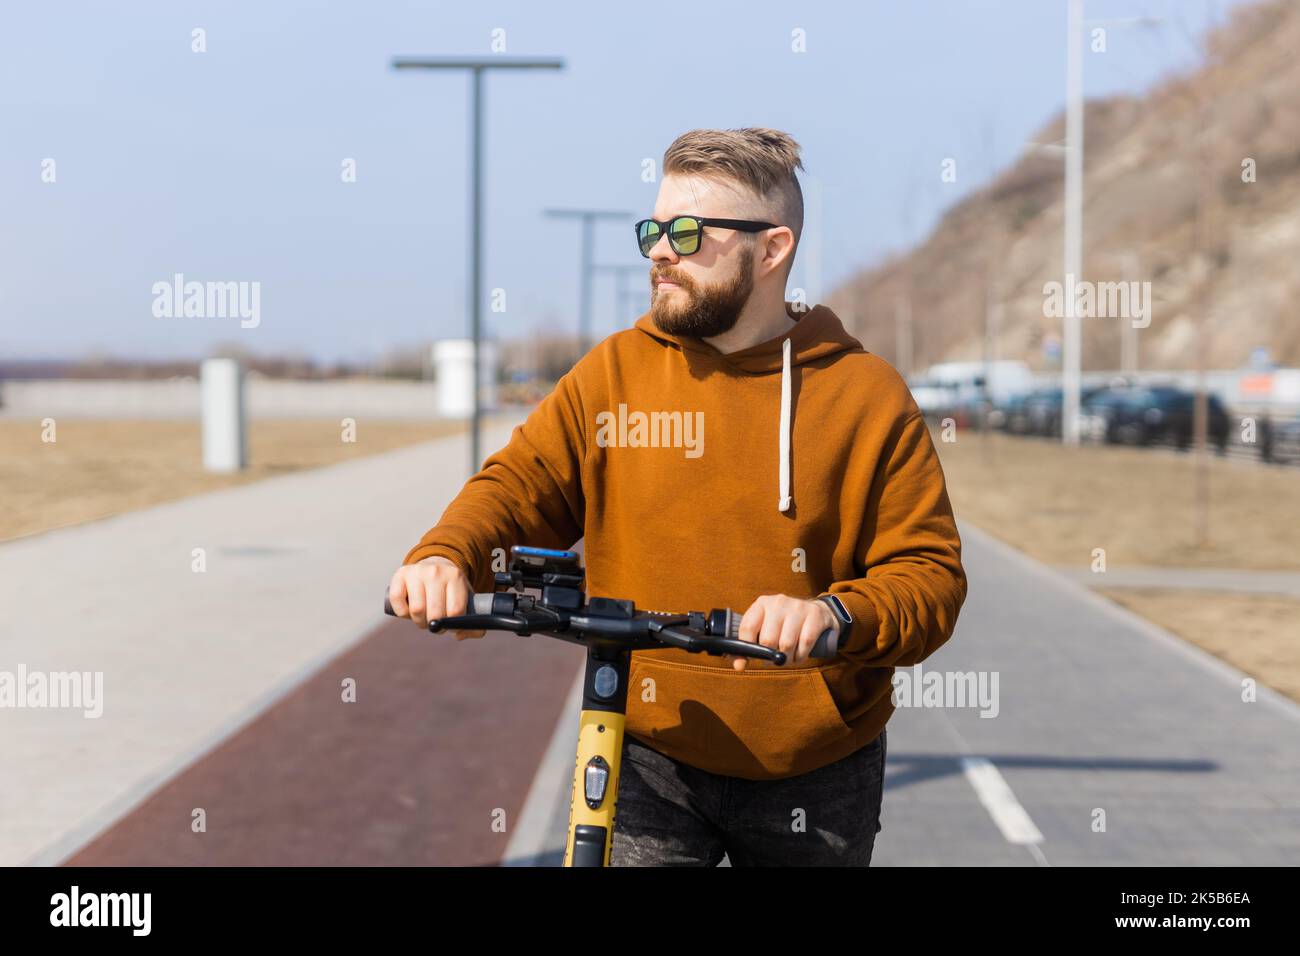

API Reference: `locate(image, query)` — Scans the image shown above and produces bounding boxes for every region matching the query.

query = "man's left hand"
[729,594,839,671]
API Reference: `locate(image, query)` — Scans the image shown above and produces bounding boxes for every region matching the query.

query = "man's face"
[647,174,756,338]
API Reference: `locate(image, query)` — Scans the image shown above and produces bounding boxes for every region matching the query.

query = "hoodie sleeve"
[402,368,587,594]
[822,410,967,667]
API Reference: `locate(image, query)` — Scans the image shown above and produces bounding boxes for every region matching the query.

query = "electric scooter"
[384,545,841,867]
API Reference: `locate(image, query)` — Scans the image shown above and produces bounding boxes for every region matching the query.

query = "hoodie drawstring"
[778,337,792,513]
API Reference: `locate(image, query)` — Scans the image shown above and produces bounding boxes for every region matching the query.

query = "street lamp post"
[1063,0,1084,446]
[392,55,565,473]
[1060,4,1161,445]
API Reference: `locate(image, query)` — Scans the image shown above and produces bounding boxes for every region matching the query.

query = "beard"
[649,244,755,338]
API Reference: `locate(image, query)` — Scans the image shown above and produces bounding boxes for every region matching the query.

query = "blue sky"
[0,0,1243,363]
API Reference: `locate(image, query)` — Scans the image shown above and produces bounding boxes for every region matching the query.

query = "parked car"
[1022,387,1064,436]
[1082,385,1229,452]
[995,391,1032,434]
[923,361,1034,406]
[950,390,997,430]
[909,380,960,419]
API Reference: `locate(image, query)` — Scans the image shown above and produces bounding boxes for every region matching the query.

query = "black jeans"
[610,727,887,866]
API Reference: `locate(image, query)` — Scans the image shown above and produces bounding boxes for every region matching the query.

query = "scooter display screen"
[512,546,581,569]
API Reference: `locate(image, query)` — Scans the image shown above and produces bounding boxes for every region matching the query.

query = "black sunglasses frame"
[634,216,780,258]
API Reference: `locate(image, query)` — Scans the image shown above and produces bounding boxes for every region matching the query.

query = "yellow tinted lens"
[669,217,702,254]
[638,221,662,256]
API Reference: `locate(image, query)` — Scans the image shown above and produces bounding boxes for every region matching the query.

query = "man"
[388,127,967,866]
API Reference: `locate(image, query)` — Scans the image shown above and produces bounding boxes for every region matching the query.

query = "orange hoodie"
[403,302,967,780]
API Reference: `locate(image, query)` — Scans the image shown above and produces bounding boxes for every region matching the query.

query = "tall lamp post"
[1063,0,1085,446]
[1061,3,1161,445]
[392,55,565,473]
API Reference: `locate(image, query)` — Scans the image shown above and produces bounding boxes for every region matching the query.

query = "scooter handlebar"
[383,589,841,659]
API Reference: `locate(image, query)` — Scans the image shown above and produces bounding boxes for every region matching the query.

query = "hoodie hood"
[633,302,864,512]
[632,301,861,374]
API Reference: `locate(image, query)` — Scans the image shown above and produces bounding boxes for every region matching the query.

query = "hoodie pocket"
[625,656,855,779]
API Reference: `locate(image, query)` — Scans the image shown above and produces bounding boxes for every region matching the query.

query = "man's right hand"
[387,556,486,640]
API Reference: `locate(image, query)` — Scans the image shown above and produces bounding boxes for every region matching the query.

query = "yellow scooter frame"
[563,648,631,867]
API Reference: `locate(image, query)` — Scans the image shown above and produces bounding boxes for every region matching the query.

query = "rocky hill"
[827,0,1300,374]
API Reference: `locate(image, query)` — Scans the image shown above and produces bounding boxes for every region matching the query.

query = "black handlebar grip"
[721,608,840,659]
[383,591,496,617]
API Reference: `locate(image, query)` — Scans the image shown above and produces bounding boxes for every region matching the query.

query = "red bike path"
[62,619,579,866]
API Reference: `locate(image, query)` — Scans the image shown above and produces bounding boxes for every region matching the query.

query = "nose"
[649,231,678,265]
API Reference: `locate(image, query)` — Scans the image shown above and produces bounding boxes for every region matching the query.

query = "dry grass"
[934,429,1300,570]
[1099,588,1300,703]
[0,418,466,542]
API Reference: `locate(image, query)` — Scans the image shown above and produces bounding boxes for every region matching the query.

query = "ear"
[758,226,796,279]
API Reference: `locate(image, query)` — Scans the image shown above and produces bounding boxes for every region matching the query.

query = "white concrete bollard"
[433,339,497,419]
[201,358,247,471]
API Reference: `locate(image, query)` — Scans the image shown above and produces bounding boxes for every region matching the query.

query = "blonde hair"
[662,127,805,255]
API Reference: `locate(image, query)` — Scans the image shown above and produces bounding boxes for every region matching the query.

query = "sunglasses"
[634,215,779,258]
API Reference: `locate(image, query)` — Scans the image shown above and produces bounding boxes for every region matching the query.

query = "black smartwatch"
[816,594,853,650]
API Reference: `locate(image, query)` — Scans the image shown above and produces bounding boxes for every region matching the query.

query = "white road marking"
[960,756,1045,845]
[933,706,1047,862]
